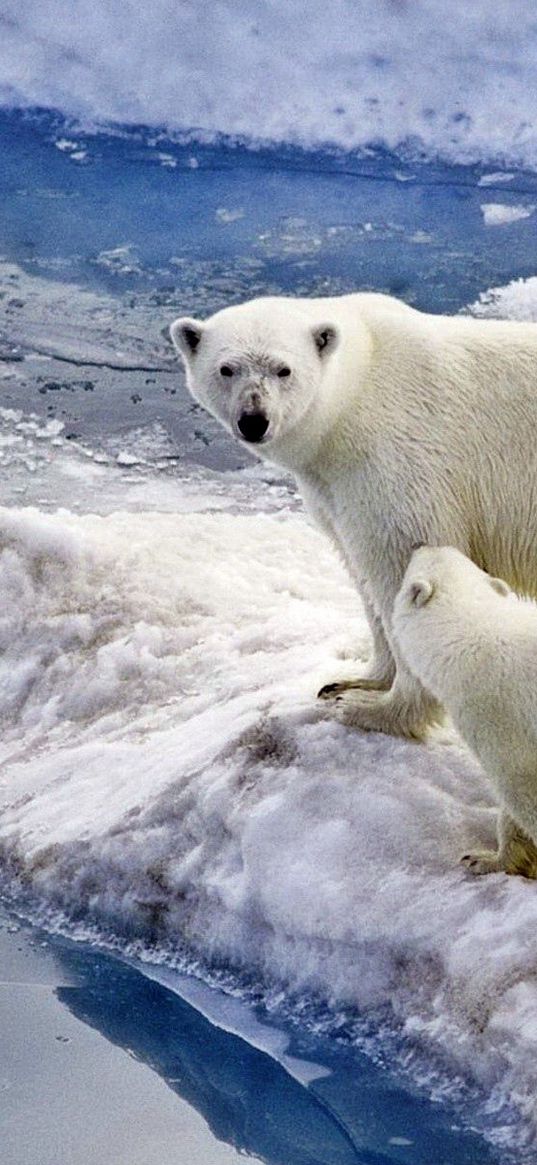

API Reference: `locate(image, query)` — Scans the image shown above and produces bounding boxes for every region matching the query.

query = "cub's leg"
[461,810,537,878]
[318,595,396,699]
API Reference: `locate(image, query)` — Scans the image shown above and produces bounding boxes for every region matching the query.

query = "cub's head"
[398,546,510,613]
[393,546,512,692]
[170,297,339,456]
[394,545,510,640]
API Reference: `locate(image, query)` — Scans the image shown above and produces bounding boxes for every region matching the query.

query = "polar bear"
[170,293,537,739]
[393,545,537,877]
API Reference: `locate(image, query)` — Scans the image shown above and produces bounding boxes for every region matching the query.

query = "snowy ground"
[2,256,537,1157]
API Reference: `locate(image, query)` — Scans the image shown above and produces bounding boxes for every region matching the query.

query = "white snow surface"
[480,203,535,226]
[4,274,537,1148]
[468,275,537,321]
[2,1,537,169]
[0,498,537,1148]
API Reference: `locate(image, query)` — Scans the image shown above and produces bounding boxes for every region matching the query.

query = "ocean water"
[2,10,537,1162]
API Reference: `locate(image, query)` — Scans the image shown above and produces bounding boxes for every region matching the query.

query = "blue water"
[0,907,503,1165]
[2,108,537,314]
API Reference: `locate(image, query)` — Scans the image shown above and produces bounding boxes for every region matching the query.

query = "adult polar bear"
[170,293,537,739]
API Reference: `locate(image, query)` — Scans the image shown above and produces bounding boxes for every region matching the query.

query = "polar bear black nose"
[237,412,269,443]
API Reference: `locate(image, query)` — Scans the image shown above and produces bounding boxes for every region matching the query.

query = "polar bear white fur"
[170,293,537,739]
[393,545,537,877]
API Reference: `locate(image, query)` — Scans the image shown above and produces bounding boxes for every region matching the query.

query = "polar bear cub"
[393,545,537,877]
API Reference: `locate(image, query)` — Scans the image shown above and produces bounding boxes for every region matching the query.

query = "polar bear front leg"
[461,811,537,878]
[324,573,442,738]
[315,534,439,737]
[318,599,396,699]
[332,661,441,740]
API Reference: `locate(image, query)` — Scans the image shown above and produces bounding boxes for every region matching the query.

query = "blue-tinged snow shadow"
[2,107,537,313]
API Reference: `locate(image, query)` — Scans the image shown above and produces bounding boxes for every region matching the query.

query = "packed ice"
[2,1,537,169]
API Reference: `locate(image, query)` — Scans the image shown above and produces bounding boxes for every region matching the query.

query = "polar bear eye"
[220,364,234,378]
[277,366,291,379]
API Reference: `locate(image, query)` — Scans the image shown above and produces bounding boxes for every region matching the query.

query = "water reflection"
[52,937,499,1165]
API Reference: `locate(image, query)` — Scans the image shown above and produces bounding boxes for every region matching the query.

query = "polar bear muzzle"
[237,411,270,443]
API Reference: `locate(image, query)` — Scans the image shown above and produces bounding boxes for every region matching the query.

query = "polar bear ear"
[170,317,205,358]
[488,576,510,598]
[408,578,434,608]
[312,323,339,359]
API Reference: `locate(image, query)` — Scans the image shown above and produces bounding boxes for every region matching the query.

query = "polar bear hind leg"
[461,810,537,879]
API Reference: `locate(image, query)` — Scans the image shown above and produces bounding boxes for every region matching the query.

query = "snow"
[0,495,536,1153]
[468,275,537,321]
[480,203,535,226]
[478,173,515,187]
[1,1,537,169]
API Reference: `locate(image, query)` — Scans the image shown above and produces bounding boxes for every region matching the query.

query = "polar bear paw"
[318,676,393,698]
[330,688,430,740]
[460,850,504,876]
[462,824,537,878]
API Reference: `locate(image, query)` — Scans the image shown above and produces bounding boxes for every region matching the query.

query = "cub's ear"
[408,578,434,608]
[489,576,510,598]
[312,323,339,359]
[170,317,205,358]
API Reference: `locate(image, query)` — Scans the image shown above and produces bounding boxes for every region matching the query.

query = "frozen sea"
[3,4,537,1161]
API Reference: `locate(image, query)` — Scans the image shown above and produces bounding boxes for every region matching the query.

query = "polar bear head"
[170,297,339,459]
[393,545,511,694]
